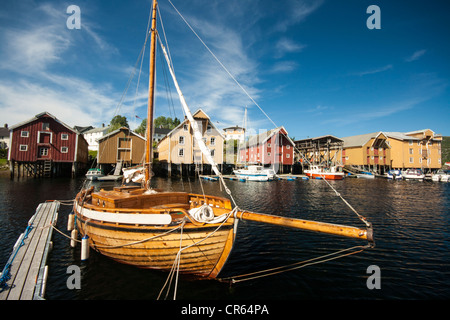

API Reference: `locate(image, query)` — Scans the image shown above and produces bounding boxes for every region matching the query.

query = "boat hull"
[305,172,344,180]
[74,188,236,279]
[233,172,275,181]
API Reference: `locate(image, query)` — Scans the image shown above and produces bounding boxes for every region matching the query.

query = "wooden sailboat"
[74,0,373,279]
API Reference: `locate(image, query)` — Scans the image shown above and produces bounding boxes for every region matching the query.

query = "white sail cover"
[123,167,145,183]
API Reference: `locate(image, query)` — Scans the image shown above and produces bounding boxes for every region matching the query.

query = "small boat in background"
[233,165,276,181]
[402,168,425,181]
[432,169,449,182]
[387,169,402,180]
[304,165,345,180]
[356,172,375,179]
[85,168,104,180]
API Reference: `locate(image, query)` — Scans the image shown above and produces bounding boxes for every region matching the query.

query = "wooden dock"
[0,201,60,300]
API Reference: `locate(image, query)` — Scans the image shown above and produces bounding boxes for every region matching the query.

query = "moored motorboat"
[402,168,425,180]
[85,168,104,181]
[387,169,402,180]
[356,172,375,179]
[432,169,449,182]
[233,165,276,181]
[304,165,345,180]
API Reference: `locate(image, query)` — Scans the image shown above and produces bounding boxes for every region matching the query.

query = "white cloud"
[274,0,324,32]
[0,2,123,128]
[405,49,427,62]
[353,64,393,76]
[270,61,299,73]
[275,38,306,58]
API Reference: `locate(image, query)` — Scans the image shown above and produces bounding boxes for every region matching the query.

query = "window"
[43,123,50,130]
[419,158,422,164]
[19,144,28,151]
[286,153,290,158]
[210,149,215,157]
[409,157,414,163]
[268,152,271,156]
[409,140,413,145]
[61,133,69,140]
[210,137,215,146]
[183,124,188,131]
[21,131,29,137]
[179,136,185,145]
[40,148,48,156]
[178,148,184,157]
[286,145,290,149]
[61,147,68,153]
[409,148,413,155]
[207,125,212,133]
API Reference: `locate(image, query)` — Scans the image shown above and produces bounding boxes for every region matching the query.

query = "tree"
[154,116,180,129]
[108,115,129,133]
[134,116,181,136]
[135,118,147,136]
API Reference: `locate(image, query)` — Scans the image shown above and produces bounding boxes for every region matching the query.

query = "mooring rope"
[157,208,237,300]
[218,244,370,284]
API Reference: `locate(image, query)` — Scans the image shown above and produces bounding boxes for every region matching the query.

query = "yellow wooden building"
[342,129,442,173]
[156,109,224,173]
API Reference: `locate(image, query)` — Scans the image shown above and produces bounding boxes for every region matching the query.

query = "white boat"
[304,165,345,180]
[402,168,425,180]
[386,169,402,180]
[356,172,375,179]
[233,165,277,181]
[432,169,450,182]
[85,168,104,180]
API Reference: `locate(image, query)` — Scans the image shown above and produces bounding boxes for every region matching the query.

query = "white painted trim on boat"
[75,203,172,225]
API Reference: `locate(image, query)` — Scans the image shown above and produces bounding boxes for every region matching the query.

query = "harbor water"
[1,173,449,300]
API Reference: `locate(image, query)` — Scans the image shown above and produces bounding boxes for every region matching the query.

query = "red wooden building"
[8,112,89,178]
[238,126,295,172]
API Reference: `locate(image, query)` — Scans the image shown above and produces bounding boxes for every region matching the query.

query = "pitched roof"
[159,109,224,143]
[240,126,295,148]
[9,111,78,133]
[97,127,145,142]
[342,131,425,148]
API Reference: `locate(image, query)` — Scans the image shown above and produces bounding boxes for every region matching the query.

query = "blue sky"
[1,0,449,140]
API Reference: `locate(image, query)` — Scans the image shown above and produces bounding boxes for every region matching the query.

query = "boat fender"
[70,229,78,248]
[67,212,74,231]
[81,235,89,261]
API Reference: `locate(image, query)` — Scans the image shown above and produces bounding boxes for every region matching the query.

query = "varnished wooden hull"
[75,216,235,278]
[74,187,237,278]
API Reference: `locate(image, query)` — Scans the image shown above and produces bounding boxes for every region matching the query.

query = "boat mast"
[145,0,158,186]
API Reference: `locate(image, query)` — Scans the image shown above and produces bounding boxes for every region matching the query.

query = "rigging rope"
[157,208,237,300]
[165,0,369,230]
[218,245,370,283]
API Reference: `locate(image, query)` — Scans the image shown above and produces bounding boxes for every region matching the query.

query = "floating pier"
[0,201,60,300]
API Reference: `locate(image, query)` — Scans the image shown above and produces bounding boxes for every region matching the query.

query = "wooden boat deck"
[0,201,59,300]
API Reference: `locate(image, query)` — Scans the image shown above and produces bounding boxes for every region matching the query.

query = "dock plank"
[0,201,59,300]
